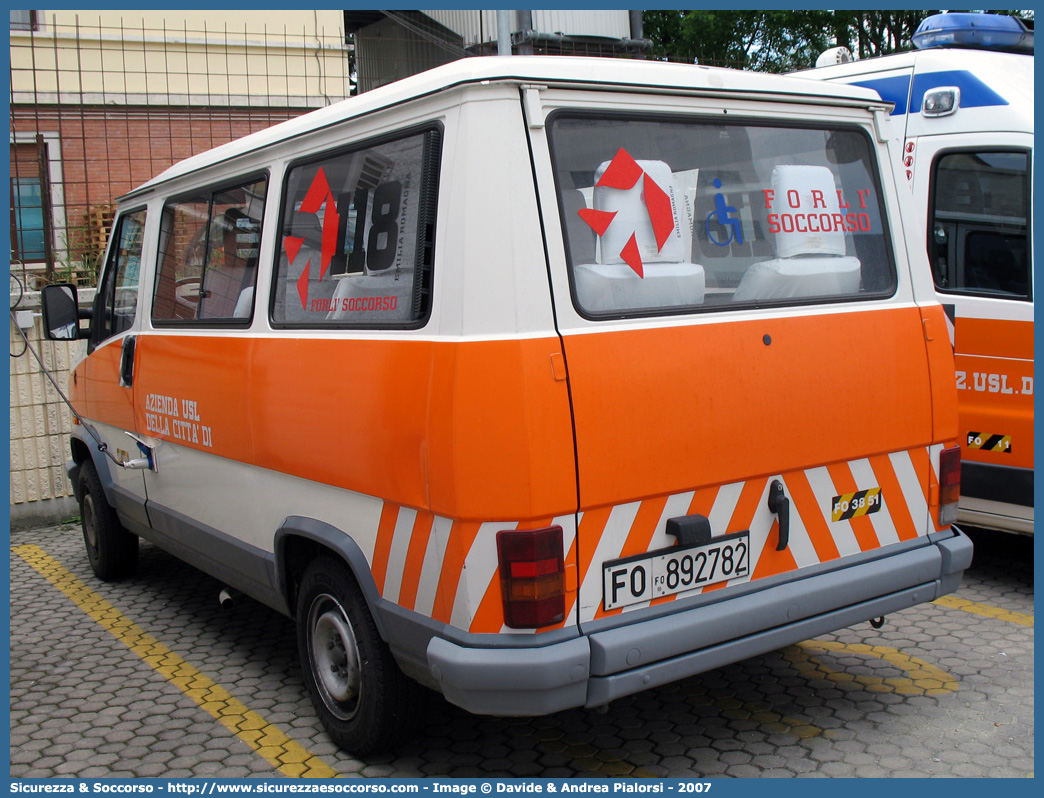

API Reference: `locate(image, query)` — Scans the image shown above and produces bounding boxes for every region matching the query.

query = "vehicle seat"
[200,209,260,318]
[573,158,705,313]
[732,165,861,302]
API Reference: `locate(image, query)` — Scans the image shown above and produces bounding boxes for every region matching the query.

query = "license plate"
[602,531,750,611]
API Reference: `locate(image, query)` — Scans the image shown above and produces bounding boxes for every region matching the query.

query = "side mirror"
[40,283,90,340]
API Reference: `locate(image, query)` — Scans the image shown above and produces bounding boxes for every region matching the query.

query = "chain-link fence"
[10,11,658,287]
[9,11,352,519]
[9,10,656,522]
[10,11,353,289]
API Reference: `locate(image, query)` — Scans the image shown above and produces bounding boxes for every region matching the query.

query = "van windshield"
[549,115,896,317]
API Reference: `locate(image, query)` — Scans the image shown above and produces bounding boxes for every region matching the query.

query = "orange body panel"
[118,333,576,523]
[77,340,135,433]
[953,317,1034,470]
[562,307,935,510]
[956,317,1033,361]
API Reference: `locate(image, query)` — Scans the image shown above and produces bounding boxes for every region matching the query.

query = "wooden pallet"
[84,204,115,257]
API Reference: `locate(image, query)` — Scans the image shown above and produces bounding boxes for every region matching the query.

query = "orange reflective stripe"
[576,506,613,589]
[691,479,766,596]
[432,521,482,624]
[370,502,400,594]
[603,491,713,613]
[686,485,719,518]
[619,496,668,559]
[469,567,504,634]
[729,478,767,534]
[397,511,435,611]
[752,524,798,580]
[786,470,841,562]
[869,454,918,542]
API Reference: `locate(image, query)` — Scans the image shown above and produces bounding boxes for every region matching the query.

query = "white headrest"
[574,261,705,313]
[771,165,848,259]
[593,158,686,265]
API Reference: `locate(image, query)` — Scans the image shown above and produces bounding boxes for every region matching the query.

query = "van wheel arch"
[69,436,96,503]
[275,517,384,625]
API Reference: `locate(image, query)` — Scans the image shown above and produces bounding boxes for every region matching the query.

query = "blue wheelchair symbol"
[705,179,744,247]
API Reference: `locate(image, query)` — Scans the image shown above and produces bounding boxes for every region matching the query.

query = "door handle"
[119,335,136,387]
[767,479,790,551]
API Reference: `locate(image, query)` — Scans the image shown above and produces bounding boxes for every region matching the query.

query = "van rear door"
[530,96,947,628]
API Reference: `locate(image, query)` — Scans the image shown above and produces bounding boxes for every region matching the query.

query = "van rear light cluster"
[497,526,565,629]
[938,446,961,526]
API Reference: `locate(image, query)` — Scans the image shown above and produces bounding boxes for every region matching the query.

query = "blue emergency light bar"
[913,13,1033,54]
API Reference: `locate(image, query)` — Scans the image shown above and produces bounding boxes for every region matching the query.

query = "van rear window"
[271,127,440,327]
[549,115,896,317]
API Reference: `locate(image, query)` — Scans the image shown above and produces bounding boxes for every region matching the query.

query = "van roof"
[128,55,886,199]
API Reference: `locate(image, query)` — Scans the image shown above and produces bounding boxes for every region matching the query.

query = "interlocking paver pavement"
[9,522,1033,778]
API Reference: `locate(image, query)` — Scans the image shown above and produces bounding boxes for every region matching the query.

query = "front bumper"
[426,529,973,715]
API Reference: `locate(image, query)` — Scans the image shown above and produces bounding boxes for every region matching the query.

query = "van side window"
[271,128,440,327]
[91,208,146,349]
[152,177,267,324]
[930,150,1030,300]
[549,115,896,318]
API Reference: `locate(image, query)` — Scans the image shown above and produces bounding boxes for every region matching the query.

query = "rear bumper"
[962,462,1033,508]
[426,529,973,715]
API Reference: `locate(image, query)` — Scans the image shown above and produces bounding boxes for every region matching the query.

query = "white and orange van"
[800,12,1034,534]
[42,56,971,754]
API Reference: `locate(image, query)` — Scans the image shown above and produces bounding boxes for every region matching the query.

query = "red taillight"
[497,526,565,629]
[939,445,961,526]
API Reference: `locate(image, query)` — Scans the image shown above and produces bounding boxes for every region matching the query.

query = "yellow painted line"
[784,641,958,695]
[12,544,339,778]
[933,595,1033,627]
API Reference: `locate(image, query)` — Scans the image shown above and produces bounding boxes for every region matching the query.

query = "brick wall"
[10,106,304,280]
[13,107,301,213]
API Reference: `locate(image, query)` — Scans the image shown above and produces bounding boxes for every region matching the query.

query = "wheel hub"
[309,595,361,717]
[82,492,98,553]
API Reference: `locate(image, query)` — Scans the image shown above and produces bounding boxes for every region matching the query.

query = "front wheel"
[78,459,138,580]
[296,558,420,755]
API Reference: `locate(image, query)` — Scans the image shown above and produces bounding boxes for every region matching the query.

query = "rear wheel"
[78,459,138,580]
[297,557,420,755]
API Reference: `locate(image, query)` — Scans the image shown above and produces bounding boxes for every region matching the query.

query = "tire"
[78,459,138,580]
[296,557,420,755]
